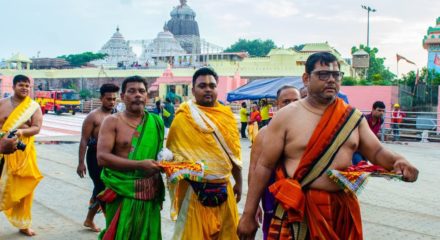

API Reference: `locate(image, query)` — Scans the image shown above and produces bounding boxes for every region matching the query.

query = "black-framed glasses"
[311,70,344,81]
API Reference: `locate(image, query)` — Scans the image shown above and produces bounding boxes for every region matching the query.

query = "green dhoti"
[99,112,164,240]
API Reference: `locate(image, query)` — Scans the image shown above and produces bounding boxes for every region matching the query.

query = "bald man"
[247,85,301,239]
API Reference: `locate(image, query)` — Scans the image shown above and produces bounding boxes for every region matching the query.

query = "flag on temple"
[396,54,416,65]
[434,54,440,66]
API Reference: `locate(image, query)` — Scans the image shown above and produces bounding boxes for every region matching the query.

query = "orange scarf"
[268,98,363,240]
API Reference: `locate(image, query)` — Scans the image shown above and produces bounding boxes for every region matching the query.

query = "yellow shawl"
[166,100,241,220]
[0,96,43,229]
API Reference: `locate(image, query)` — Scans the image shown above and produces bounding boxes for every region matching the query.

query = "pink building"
[149,67,248,102]
[341,86,399,111]
[0,75,35,98]
[341,86,399,128]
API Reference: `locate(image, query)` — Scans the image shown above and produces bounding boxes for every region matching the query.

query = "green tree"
[224,39,276,57]
[57,52,107,67]
[79,89,93,100]
[402,68,440,87]
[341,76,357,86]
[291,44,305,52]
[351,45,395,84]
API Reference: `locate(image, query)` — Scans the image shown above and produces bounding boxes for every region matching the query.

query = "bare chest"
[282,107,359,176]
[92,114,108,139]
[0,103,14,128]
[114,122,136,157]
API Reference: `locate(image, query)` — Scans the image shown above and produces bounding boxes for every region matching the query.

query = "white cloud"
[368,16,403,23]
[217,14,252,28]
[255,0,299,18]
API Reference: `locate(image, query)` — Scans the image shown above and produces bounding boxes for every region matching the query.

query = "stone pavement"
[0,113,439,239]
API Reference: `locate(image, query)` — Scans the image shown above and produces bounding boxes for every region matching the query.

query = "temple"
[140,26,187,67]
[166,0,201,54]
[423,17,440,73]
[94,26,137,68]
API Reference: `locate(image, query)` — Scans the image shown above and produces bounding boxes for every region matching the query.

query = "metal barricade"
[360,110,440,142]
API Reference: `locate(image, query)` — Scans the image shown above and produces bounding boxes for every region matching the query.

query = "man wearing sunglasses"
[238,52,418,240]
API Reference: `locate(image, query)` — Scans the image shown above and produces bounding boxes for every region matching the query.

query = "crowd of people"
[0,52,419,240]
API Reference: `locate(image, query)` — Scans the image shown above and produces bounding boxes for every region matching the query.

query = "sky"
[1,0,439,77]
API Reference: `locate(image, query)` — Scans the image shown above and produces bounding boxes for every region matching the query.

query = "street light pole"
[361,5,376,48]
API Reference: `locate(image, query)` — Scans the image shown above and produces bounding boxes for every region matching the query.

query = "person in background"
[153,99,162,115]
[77,83,119,232]
[239,102,249,139]
[248,85,301,239]
[248,104,261,145]
[366,101,386,139]
[259,99,271,127]
[391,103,406,141]
[163,98,175,137]
[352,101,386,164]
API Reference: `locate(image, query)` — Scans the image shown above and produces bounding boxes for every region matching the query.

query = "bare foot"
[84,220,101,232]
[19,228,36,236]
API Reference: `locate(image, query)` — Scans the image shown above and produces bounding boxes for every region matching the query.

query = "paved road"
[1,114,440,239]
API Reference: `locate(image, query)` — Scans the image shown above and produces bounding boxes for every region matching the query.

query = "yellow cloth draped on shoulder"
[167,101,242,240]
[0,96,43,229]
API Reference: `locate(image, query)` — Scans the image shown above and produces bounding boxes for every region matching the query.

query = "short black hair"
[276,85,297,99]
[192,67,219,86]
[121,76,147,93]
[305,52,340,74]
[373,101,386,109]
[13,75,30,86]
[241,102,246,107]
[100,83,120,97]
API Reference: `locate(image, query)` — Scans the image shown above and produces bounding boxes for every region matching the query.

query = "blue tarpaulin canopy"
[227,77,304,102]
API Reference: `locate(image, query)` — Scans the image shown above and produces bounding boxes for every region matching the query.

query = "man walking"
[97,76,165,239]
[167,67,242,239]
[238,52,418,240]
[0,75,43,236]
[77,83,119,232]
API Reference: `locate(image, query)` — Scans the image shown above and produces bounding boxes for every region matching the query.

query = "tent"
[227,77,303,102]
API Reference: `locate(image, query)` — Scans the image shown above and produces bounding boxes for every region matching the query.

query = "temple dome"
[95,27,137,67]
[170,5,196,17]
[141,29,186,61]
[166,1,200,54]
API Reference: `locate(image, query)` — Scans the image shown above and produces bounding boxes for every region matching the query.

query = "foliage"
[341,76,356,86]
[401,67,440,87]
[66,81,78,90]
[79,89,93,100]
[224,39,277,57]
[57,52,107,67]
[351,45,395,83]
[291,44,305,52]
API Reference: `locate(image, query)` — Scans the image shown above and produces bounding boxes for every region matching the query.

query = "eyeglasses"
[311,71,344,81]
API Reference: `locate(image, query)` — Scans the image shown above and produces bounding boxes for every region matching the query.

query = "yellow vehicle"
[35,89,80,115]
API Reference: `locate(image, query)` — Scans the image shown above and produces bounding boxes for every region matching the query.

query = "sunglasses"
[311,70,344,81]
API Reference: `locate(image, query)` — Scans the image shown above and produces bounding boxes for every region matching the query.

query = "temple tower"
[166,0,201,54]
[423,17,440,73]
[98,27,137,67]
